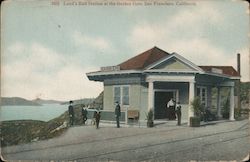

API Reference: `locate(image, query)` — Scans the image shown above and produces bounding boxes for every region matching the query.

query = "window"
[122,86,129,105]
[114,86,130,106]
[196,86,207,106]
[114,87,121,103]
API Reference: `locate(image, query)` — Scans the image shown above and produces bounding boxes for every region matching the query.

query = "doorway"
[154,91,175,119]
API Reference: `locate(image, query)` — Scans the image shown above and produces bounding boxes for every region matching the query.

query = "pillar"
[188,81,195,125]
[229,86,235,120]
[207,86,212,109]
[217,87,222,118]
[148,81,154,112]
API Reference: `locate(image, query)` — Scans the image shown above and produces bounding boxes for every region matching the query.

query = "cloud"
[127,2,224,53]
[72,31,113,52]
[126,2,249,81]
[1,42,103,100]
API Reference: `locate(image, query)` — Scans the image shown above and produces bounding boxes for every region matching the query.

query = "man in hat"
[82,105,88,125]
[115,101,121,128]
[175,102,182,126]
[95,110,101,129]
[68,100,74,126]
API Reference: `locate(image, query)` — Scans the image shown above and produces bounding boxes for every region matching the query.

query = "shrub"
[146,109,154,127]
[191,97,203,117]
[222,97,230,119]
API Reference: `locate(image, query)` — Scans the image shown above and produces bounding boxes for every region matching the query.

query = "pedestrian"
[167,98,176,120]
[115,101,121,128]
[95,110,101,129]
[176,102,182,126]
[68,100,74,126]
[82,106,88,125]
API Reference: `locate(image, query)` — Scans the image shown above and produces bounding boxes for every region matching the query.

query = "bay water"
[0,104,68,122]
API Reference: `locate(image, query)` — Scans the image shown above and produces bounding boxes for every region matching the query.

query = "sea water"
[0,104,68,122]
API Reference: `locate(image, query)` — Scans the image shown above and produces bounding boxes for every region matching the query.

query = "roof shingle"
[118,46,169,70]
[117,47,239,78]
[199,66,240,77]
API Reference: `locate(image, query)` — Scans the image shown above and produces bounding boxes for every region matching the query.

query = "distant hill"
[1,97,41,106]
[32,98,64,105]
[61,98,95,106]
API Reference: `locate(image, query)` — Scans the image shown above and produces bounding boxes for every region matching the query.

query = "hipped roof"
[118,46,240,77]
[119,46,169,70]
[199,66,240,77]
[87,46,240,80]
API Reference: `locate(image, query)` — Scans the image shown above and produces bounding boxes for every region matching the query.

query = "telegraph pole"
[237,53,241,116]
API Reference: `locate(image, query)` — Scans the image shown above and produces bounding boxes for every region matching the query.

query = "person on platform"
[167,98,176,120]
[176,102,182,126]
[68,100,74,126]
[82,106,88,125]
[95,110,101,129]
[115,101,121,128]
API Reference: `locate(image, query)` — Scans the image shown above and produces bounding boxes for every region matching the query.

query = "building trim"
[145,53,205,73]
[146,75,195,83]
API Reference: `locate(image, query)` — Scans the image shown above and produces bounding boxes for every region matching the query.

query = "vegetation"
[240,82,250,103]
[190,97,203,127]
[1,92,103,147]
[191,97,203,117]
[146,109,154,127]
[222,97,230,119]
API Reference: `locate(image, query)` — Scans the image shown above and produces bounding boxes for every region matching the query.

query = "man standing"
[68,100,74,126]
[115,101,121,128]
[167,98,176,120]
[176,102,182,126]
[95,110,101,129]
[82,106,88,125]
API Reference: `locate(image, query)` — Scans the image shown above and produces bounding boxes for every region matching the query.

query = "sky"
[1,0,249,101]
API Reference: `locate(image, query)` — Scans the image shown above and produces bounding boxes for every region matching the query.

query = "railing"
[86,109,126,122]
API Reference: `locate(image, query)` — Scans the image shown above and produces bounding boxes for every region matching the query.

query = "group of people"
[69,98,181,127]
[166,98,182,126]
[68,100,121,129]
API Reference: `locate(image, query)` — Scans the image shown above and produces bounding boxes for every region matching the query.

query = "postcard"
[1,0,249,161]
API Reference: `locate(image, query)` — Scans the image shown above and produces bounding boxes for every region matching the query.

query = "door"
[154,91,174,119]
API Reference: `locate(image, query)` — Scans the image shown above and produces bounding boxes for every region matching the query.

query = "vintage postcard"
[1,0,249,161]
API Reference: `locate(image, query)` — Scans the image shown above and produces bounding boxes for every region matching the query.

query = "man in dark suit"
[82,106,88,125]
[95,110,101,129]
[115,101,121,128]
[176,102,182,126]
[68,100,74,126]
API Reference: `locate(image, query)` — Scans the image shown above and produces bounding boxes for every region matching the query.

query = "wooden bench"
[127,110,139,120]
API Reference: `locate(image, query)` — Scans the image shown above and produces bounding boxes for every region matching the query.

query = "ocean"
[0,104,68,121]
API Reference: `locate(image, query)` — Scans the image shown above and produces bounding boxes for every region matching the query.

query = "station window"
[114,86,130,106]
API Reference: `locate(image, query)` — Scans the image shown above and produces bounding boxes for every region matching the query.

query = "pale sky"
[1,0,249,101]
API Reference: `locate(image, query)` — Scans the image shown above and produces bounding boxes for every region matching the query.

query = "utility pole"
[237,53,241,116]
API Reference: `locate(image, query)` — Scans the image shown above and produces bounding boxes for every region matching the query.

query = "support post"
[229,86,235,121]
[207,86,212,110]
[188,81,195,125]
[148,81,154,112]
[217,87,222,118]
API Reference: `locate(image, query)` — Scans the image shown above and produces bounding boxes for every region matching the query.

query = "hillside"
[1,92,103,147]
[32,98,64,105]
[1,97,41,106]
[61,98,95,106]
